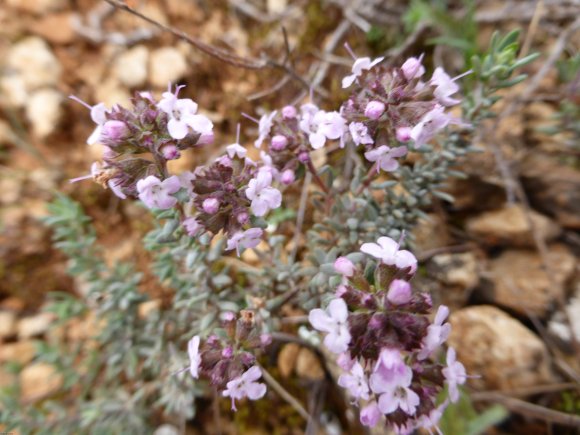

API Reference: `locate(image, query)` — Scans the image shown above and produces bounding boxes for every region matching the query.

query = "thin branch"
[257,363,311,421]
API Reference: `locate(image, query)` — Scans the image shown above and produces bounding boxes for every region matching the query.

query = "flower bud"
[334,256,355,277]
[396,126,412,142]
[270,135,288,151]
[160,144,180,160]
[401,56,425,80]
[360,401,381,427]
[102,120,129,144]
[335,284,348,298]
[387,279,412,305]
[221,346,234,358]
[280,169,295,185]
[236,211,250,225]
[260,334,272,347]
[282,105,297,119]
[298,151,310,163]
[364,101,386,120]
[197,131,215,145]
[202,198,220,214]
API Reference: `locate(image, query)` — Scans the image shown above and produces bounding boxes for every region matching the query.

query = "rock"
[277,343,300,378]
[466,204,560,247]
[0,341,36,364]
[94,79,131,108]
[295,347,324,381]
[487,245,576,317]
[138,299,162,319]
[413,214,451,255]
[17,312,55,339]
[444,175,506,211]
[19,363,63,402]
[31,12,75,45]
[548,283,580,346]
[149,47,188,88]
[267,0,287,13]
[113,45,149,88]
[0,311,17,340]
[428,252,480,307]
[6,37,61,91]
[6,0,69,14]
[0,74,28,107]
[448,305,554,391]
[521,155,580,229]
[26,88,63,138]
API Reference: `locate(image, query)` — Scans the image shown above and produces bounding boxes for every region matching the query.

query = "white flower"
[245,171,282,217]
[308,298,351,354]
[364,145,408,172]
[342,56,384,88]
[158,91,213,140]
[254,111,277,148]
[360,236,417,273]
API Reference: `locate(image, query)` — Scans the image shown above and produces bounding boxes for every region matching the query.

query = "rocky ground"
[1,0,579,433]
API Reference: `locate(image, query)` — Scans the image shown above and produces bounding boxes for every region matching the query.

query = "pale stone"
[149,47,188,88]
[295,347,324,381]
[428,252,480,307]
[548,284,580,344]
[6,0,68,14]
[267,0,287,13]
[466,204,560,247]
[0,75,28,107]
[31,12,75,44]
[94,79,131,108]
[277,343,300,378]
[6,37,61,90]
[0,340,36,364]
[138,300,162,319]
[413,214,451,255]
[487,245,576,317]
[113,45,149,88]
[26,88,63,138]
[17,312,55,339]
[448,305,554,391]
[0,311,17,340]
[20,363,63,401]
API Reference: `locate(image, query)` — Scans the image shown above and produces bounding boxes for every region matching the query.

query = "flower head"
[308,298,351,354]
[136,175,181,209]
[222,365,267,411]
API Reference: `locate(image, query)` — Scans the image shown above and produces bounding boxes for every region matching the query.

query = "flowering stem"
[306,161,330,196]
[355,162,379,195]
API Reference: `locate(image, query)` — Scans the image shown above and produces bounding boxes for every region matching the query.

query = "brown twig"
[473,392,580,427]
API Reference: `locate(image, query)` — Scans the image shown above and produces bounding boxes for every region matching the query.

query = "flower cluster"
[340,54,468,171]
[186,310,271,411]
[309,236,466,433]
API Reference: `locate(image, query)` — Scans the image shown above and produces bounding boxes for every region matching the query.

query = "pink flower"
[401,56,425,81]
[158,89,213,140]
[280,169,295,185]
[136,175,181,209]
[183,217,202,236]
[160,144,180,160]
[431,67,460,106]
[282,105,297,119]
[254,111,277,148]
[349,122,374,146]
[442,347,466,403]
[342,56,384,88]
[226,228,263,256]
[336,352,355,371]
[364,145,407,173]
[364,101,386,120]
[370,362,419,416]
[245,171,282,217]
[87,103,108,145]
[416,401,447,434]
[299,106,346,150]
[178,171,196,195]
[410,105,453,148]
[418,305,451,360]
[360,236,417,273]
[101,120,129,143]
[188,335,201,378]
[334,256,355,277]
[360,401,381,427]
[308,298,351,354]
[387,280,412,305]
[222,365,267,411]
[338,361,370,400]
